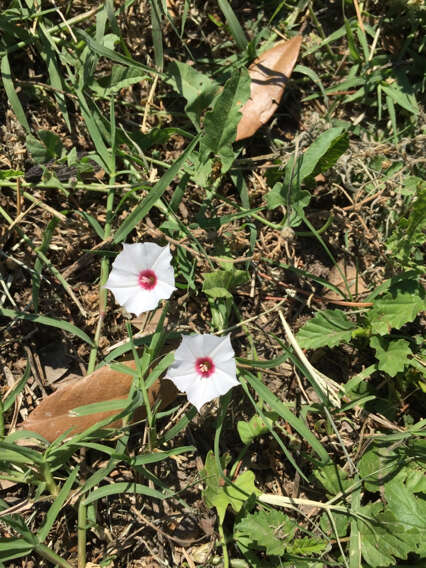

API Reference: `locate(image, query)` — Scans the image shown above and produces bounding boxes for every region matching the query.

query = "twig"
[278,310,343,407]
[353,0,365,33]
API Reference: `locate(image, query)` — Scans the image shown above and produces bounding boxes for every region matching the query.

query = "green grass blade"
[1,53,30,132]
[75,89,113,172]
[130,446,195,466]
[149,0,164,70]
[3,360,31,412]
[217,0,248,50]
[113,135,199,243]
[83,481,165,505]
[0,539,33,563]
[161,406,197,442]
[32,217,59,312]
[0,307,94,346]
[239,376,309,481]
[76,29,159,77]
[295,64,329,107]
[37,467,79,542]
[243,371,330,464]
[0,442,44,465]
[349,478,362,568]
[70,399,130,417]
[38,25,71,132]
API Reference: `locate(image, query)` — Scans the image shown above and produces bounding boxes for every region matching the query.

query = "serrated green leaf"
[237,412,277,445]
[358,503,415,567]
[234,509,296,556]
[320,509,350,538]
[385,480,426,531]
[313,463,351,495]
[200,69,250,172]
[291,126,348,186]
[202,451,259,523]
[381,84,418,116]
[370,337,412,377]
[296,309,357,349]
[166,61,219,127]
[26,131,63,164]
[368,280,425,335]
[266,183,311,226]
[0,169,24,179]
[202,268,249,299]
[287,536,327,555]
[358,443,400,492]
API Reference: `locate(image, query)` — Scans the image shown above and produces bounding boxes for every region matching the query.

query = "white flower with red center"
[167,334,239,411]
[104,242,175,315]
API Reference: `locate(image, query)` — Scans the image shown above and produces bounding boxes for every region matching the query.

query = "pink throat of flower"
[195,357,215,378]
[138,269,157,290]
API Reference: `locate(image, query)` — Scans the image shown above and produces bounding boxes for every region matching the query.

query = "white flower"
[167,334,239,411]
[104,242,175,315]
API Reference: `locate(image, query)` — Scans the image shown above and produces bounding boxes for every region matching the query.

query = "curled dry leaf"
[21,361,177,443]
[236,35,302,141]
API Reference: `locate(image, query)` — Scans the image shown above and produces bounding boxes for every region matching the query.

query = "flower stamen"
[138,269,157,290]
[195,357,215,378]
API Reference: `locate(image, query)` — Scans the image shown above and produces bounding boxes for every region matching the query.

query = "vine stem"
[0,398,4,438]
[34,543,74,568]
[40,461,59,497]
[218,522,229,568]
[77,498,87,568]
[87,185,115,374]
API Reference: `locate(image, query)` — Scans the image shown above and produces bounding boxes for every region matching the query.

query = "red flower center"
[138,269,157,290]
[195,357,215,378]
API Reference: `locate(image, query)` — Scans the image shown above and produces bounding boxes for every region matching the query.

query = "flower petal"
[112,243,147,272]
[122,289,164,315]
[186,378,223,411]
[208,335,235,362]
[106,284,142,308]
[174,335,206,361]
[104,269,140,289]
[167,370,200,393]
[212,367,240,393]
[215,358,237,379]
[151,244,173,270]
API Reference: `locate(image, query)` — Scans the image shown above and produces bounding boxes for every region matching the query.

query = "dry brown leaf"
[324,260,368,300]
[236,35,302,141]
[21,361,178,442]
